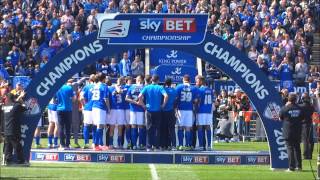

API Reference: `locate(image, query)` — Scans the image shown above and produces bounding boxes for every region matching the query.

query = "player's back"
[109,85,126,109]
[56,84,74,111]
[163,86,177,111]
[82,83,94,110]
[176,84,196,110]
[198,86,213,113]
[127,84,144,112]
[92,82,108,110]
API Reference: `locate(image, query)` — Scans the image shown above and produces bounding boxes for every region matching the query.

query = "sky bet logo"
[139,18,196,33]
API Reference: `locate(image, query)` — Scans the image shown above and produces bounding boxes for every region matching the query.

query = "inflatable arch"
[21,14,286,169]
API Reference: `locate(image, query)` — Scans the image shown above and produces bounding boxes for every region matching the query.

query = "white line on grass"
[149,164,160,180]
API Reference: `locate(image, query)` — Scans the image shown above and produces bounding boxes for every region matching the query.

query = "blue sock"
[197,129,204,147]
[35,136,40,145]
[109,135,113,147]
[117,136,122,147]
[131,128,138,147]
[92,125,97,145]
[206,129,212,148]
[185,131,190,147]
[96,128,103,146]
[54,137,58,146]
[48,135,53,145]
[83,125,89,144]
[178,129,184,146]
[99,129,104,146]
[125,127,131,144]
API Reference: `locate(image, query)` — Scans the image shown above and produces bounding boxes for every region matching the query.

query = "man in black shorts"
[2,92,28,166]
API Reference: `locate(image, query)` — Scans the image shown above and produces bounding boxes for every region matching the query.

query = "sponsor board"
[246,156,270,164]
[64,154,91,162]
[35,153,59,161]
[215,156,241,164]
[97,14,208,44]
[181,155,209,164]
[97,154,125,163]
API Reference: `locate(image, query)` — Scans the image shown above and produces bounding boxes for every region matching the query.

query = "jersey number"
[91,89,100,100]
[116,94,122,104]
[204,94,212,105]
[181,91,192,102]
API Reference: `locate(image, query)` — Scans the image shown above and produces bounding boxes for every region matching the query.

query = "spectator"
[29,40,39,59]
[278,57,294,91]
[61,10,75,32]
[71,25,82,41]
[14,61,26,76]
[87,9,98,28]
[131,55,144,78]
[268,55,279,80]
[85,23,96,35]
[257,56,268,75]
[56,24,68,45]
[97,58,109,75]
[8,45,21,68]
[109,57,120,78]
[119,52,131,77]
[295,56,308,86]
[248,46,258,61]
[49,33,62,52]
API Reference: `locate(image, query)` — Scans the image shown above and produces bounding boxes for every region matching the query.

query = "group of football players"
[47,73,215,151]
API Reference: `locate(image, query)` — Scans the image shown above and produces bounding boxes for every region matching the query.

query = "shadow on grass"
[1,177,58,179]
[28,165,76,169]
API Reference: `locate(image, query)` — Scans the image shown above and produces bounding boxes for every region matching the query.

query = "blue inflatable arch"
[23,32,287,169]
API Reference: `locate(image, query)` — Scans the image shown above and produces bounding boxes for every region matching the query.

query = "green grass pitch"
[0,141,319,180]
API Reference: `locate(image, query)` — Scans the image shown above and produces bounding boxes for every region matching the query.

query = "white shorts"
[125,109,130,124]
[83,110,93,124]
[197,113,213,126]
[108,109,126,125]
[37,118,42,127]
[92,108,107,125]
[48,109,58,123]
[177,110,193,127]
[129,111,145,125]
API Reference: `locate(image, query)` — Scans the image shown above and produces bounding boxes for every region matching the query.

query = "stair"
[310,33,320,66]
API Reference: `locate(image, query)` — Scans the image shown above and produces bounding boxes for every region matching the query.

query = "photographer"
[2,92,28,166]
[299,93,315,160]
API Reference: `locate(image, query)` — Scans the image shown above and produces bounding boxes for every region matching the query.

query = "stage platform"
[30,148,270,165]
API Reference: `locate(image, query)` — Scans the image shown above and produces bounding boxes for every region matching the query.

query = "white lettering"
[203,42,270,100]
[36,40,104,96]
[93,40,103,52]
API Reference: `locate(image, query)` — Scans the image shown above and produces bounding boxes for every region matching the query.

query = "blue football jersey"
[140,84,167,112]
[163,87,177,111]
[91,82,109,110]
[122,84,130,109]
[56,84,74,112]
[198,86,213,113]
[109,85,126,110]
[175,84,198,110]
[126,84,144,112]
[48,97,57,111]
[81,83,94,111]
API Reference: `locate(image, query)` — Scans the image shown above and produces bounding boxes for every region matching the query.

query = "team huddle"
[48,73,214,151]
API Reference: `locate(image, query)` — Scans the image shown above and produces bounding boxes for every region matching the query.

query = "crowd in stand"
[1,0,320,152]
[0,0,319,83]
